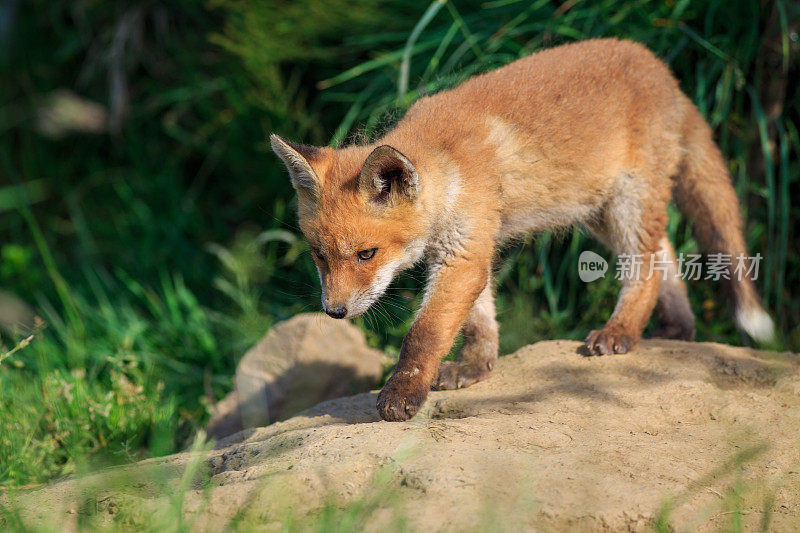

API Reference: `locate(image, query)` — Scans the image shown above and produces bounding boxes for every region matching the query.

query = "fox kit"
[271,38,774,422]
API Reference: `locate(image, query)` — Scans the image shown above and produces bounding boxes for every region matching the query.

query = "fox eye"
[357,248,377,261]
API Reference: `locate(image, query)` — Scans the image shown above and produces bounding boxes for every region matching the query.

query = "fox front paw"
[377,370,429,422]
[583,327,637,355]
[433,359,494,390]
[650,323,695,341]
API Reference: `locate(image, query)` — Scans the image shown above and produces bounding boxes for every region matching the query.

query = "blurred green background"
[0,0,797,486]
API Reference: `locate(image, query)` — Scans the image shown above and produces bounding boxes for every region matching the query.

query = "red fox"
[271,38,774,422]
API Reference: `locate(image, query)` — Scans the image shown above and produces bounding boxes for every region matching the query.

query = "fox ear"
[270,134,321,199]
[359,145,419,205]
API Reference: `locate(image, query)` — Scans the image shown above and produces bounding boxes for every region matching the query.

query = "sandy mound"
[8,339,800,531]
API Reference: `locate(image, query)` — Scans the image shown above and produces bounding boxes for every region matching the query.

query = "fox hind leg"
[433,273,498,390]
[650,237,695,340]
[584,267,662,355]
[584,174,667,355]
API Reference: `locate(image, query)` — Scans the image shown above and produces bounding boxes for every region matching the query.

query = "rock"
[35,89,108,138]
[8,340,800,531]
[0,289,36,335]
[206,313,386,439]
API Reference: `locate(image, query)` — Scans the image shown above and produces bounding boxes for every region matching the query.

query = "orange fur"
[271,38,773,421]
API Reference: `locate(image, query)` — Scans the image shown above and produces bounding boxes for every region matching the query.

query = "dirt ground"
[7,339,800,531]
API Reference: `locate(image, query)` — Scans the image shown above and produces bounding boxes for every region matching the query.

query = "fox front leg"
[433,272,498,390]
[377,248,492,422]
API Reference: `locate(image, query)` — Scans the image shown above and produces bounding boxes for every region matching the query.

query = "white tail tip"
[735,305,776,343]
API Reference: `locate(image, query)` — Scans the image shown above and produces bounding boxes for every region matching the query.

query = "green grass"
[0,0,798,496]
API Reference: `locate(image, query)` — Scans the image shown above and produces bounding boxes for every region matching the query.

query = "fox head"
[271,134,426,319]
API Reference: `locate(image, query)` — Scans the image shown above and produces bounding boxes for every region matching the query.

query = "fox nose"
[326,305,347,319]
